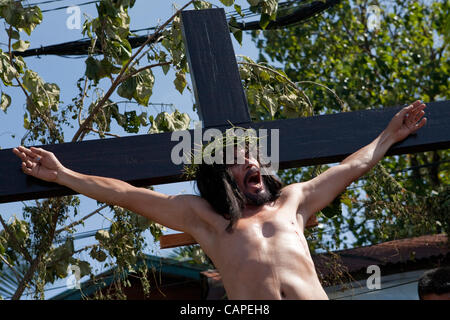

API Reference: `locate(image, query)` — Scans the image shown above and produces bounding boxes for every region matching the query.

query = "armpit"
[305,215,319,228]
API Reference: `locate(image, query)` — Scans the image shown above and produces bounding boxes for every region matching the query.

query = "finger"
[410,100,422,109]
[17,146,39,159]
[22,162,33,175]
[407,100,422,112]
[413,110,425,123]
[399,104,414,116]
[410,103,426,117]
[25,159,35,168]
[30,147,49,156]
[404,102,425,121]
[13,148,27,161]
[412,117,427,133]
[412,100,422,107]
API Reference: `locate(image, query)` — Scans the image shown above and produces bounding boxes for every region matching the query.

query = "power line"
[26,0,71,6]
[24,0,99,13]
[12,0,340,58]
[24,0,306,16]
[40,0,98,13]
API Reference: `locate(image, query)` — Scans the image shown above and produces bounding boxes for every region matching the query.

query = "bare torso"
[194,187,328,300]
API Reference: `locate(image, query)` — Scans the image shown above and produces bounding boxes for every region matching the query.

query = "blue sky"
[0,0,265,299]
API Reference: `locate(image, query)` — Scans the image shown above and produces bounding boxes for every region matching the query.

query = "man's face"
[227,147,271,206]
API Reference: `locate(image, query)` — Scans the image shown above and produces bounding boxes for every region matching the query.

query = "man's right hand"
[12,146,64,183]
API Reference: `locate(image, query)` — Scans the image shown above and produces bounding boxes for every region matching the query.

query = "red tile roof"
[314,234,449,276]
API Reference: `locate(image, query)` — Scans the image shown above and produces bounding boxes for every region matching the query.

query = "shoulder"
[280,183,306,199]
[182,194,228,236]
[278,183,307,211]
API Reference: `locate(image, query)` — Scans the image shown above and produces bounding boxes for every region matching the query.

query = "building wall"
[325,269,430,300]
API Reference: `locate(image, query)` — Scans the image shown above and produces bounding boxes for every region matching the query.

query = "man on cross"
[13,100,427,299]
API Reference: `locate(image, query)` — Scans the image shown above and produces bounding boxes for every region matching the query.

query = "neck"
[242,201,275,218]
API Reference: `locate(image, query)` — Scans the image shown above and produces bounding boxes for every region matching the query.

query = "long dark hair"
[195,160,283,233]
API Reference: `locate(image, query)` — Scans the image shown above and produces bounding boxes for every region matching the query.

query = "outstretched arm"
[295,100,427,221]
[12,146,210,234]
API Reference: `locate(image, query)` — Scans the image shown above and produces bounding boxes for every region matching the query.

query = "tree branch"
[0,253,23,284]
[120,61,172,83]
[12,203,61,300]
[71,0,195,143]
[7,26,58,140]
[237,60,314,111]
[55,204,109,235]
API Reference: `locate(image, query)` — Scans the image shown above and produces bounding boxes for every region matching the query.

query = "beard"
[243,180,273,206]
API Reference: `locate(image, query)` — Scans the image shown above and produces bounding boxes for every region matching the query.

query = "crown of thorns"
[182,126,267,179]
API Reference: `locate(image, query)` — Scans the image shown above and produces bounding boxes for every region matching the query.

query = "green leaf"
[90,247,107,262]
[13,56,26,74]
[134,68,154,106]
[247,0,260,6]
[162,63,170,75]
[118,68,154,106]
[321,194,342,219]
[77,260,91,277]
[1,92,11,112]
[23,113,30,129]
[229,16,243,44]
[7,29,20,40]
[173,72,187,94]
[0,52,18,85]
[12,40,30,52]
[117,76,137,100]
[123,111,140,133]
[220,0,234,6]
[149,110,190,134]
[259,13,271,29]
[95,229,110,246]
[234,4,244,17]
[0,242,5,256]
[85,57,119,83]
[193,1,212,9]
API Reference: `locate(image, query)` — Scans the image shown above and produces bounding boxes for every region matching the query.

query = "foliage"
[253,0,449,253]
[169,245,214,267]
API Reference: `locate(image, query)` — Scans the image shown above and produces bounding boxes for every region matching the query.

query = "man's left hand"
[385,100,427,143]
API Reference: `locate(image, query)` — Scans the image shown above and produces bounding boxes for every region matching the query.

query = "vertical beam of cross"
[180,9,251,128]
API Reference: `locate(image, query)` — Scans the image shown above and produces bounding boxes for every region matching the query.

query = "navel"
[281,290,287,299]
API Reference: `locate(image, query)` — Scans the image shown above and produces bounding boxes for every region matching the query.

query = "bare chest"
[205,209,322,299]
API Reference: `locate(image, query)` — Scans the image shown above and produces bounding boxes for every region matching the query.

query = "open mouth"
[244,166,261,189]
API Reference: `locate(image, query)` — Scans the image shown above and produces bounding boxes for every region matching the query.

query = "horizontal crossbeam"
[1,100,448,204]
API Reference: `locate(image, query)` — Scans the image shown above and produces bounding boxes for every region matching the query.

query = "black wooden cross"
[1,8,449,213]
